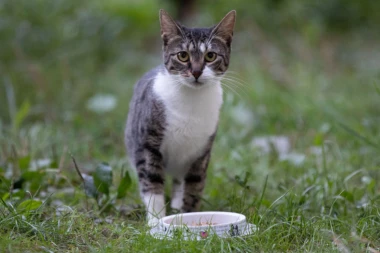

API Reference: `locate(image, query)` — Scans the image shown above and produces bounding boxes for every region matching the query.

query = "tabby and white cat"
[125,9,236,226]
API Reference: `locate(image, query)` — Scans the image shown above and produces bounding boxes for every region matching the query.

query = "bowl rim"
[161,211,246,228]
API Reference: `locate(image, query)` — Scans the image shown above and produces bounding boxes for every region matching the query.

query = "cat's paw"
[147,216,160,227]
[147,212,163,227]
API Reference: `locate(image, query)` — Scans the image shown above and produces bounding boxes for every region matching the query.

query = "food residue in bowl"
[188,221,217,226]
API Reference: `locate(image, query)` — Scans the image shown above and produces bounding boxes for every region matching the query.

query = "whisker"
[140,71,254,98]
[197,76,248,95]
[222,74,248,85]
[220,82,243,100]
[223,75,248,86]
[216,70,249,84]
[221,77,254,94]
[223,83,248,98]
[220,78,250,93]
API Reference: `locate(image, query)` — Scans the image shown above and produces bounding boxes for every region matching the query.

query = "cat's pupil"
[180,52,187,58]
[207,52,213,58]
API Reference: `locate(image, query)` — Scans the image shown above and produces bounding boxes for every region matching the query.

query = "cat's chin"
[183,80,206,89]
[182,81,214,89]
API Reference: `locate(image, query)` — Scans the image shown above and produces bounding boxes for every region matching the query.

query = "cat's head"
[159,9,236,88]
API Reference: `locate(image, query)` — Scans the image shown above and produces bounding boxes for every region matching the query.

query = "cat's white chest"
[153,72,223,178]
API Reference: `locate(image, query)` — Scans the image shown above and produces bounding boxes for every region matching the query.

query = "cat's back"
[125,66,166,163]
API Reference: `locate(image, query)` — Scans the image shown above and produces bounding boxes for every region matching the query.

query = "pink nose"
[192,70,202,80]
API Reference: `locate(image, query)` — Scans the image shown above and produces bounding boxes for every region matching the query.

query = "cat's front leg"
[181,152,211,212]
[171,178,184,212]
[136,148,166,226]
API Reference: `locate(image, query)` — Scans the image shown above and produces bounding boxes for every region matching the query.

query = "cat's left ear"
[159,9,183,44]
[211,10,236,43]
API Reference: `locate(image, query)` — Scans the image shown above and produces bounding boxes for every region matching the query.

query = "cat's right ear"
[159,9,183,44]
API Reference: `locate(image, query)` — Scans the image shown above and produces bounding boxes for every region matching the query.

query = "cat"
[125,9,236,226]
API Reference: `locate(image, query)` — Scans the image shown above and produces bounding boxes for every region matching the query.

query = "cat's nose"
[192,70,202,80]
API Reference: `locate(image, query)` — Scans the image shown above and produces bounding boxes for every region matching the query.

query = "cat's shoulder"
[137,65,165,86]
[131,65,167,105]
[132,65,165,97]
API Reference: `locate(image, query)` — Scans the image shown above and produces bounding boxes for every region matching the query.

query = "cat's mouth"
[180,80,205,90]
[187,80,206,88]
[178,75,211,89]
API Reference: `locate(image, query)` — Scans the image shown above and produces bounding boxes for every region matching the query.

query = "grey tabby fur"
[125,9,236,226]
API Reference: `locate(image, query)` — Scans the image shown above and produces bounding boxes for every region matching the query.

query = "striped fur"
[160,10,235,81]
[125,10,235,226]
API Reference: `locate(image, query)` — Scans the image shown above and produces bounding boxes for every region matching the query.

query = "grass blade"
[337,122,380,150]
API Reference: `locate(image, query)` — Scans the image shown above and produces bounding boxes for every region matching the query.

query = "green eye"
[177,51,189,62]
[205,52,217,62]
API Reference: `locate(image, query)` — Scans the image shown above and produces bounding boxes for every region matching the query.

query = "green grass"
[1,1,380,252]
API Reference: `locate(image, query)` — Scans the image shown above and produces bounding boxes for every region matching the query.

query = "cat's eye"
[177,51,189,62]
[205,52,217,62]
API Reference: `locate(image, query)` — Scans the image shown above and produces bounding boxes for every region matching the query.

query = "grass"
[1,2,380,252]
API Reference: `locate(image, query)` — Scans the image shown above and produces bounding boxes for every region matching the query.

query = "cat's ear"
[159,9,183,43]
[211,10,236,43]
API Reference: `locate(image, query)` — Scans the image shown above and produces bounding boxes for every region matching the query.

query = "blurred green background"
[0,0,379,160]
[1,1,380,251]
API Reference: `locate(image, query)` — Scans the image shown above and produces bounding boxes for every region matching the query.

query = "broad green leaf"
[261,199,271,208]
[299,195,306,205]
[93,162,113,195]
[20,171,47,193]
[18,156,31,171]
[17,199,42,212]
[11,189,26,199]
[0,175,10,190]
[2,189,25,201]
[313,132,323,146]
[13,100,30,130]
[2,192,10,201]
[0,197,13,214]
[117,170,132,199]
[367,178,376,193]
[340,190,354,203]
[22,170,46,180]
[50,160,59,168]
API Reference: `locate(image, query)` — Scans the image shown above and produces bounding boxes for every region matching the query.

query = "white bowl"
[150,211,257,240]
